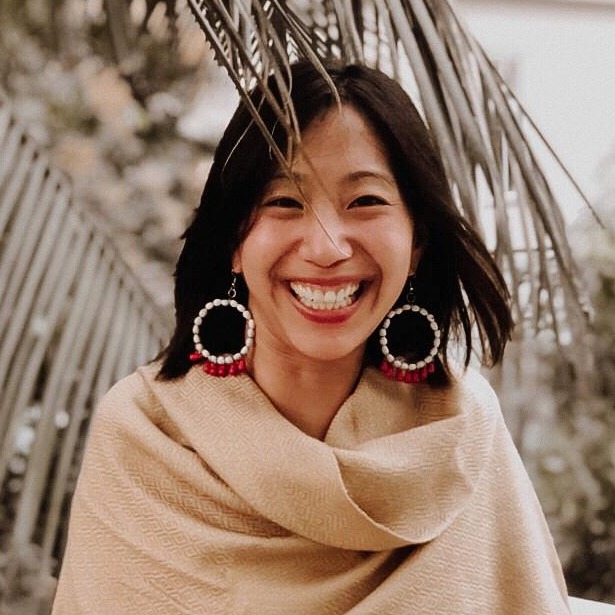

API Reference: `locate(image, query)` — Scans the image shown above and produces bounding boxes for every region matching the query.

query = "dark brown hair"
[158,61,513,382]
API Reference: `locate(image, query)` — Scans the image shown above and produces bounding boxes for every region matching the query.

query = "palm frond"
[0,89,173,608]
[184,0,597,354]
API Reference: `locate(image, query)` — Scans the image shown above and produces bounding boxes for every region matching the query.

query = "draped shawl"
[52,364,570,614]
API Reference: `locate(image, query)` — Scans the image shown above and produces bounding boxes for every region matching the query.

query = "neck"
[249,346,364,440]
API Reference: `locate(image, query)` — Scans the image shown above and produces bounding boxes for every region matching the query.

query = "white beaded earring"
[189,273,255,377]
[379,277,440,383]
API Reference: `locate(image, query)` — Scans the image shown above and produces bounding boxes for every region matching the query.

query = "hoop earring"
[379,278,440,383]
[189,274,255,377]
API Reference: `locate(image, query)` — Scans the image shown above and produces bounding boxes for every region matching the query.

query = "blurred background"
[0,0,613,612]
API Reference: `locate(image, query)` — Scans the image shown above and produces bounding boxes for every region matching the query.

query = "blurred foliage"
[500,188,615,603]
[0,1,213,610]
[547,192,615,603]
[0,0,614,609]
[0,0,219,311]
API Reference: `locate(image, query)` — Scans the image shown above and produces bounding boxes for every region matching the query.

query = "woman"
[52,62,570,613]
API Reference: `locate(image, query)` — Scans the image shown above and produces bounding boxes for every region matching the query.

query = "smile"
[289,282,361,311]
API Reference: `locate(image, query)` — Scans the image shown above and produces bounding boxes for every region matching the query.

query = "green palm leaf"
[183,0,598,351]
[0,89,172,609]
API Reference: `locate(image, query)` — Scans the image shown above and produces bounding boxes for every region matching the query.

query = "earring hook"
[228,273,238,299]
[406,276,416,305]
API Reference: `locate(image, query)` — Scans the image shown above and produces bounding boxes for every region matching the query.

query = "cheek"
[368,218,415,266]
[235,220,296,276]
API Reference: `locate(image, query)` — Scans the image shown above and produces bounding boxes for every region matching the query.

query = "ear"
[231,248,242,274]
[409,220,427,276]
[409,243,424,276]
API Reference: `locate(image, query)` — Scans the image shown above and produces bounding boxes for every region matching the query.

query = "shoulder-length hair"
[158,61,513,383]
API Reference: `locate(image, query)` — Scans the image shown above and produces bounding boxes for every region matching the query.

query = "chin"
[291,338,367,366]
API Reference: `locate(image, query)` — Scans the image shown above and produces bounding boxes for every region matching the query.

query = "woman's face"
[233,105,420,367]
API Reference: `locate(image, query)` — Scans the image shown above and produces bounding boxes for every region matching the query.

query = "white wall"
[456,1,615,215]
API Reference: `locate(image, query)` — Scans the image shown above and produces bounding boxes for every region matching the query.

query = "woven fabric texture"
[52,364,570,614]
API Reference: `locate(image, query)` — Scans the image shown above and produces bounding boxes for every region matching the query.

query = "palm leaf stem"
[385,0,479,225]
[331,0,364,62]
[186,0,297,167]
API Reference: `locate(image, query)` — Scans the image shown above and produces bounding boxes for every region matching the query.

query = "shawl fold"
[52,364,570,614]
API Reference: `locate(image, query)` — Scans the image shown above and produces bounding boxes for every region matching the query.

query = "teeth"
[290,282,360,310]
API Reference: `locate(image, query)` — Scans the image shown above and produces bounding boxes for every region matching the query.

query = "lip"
[293,298,359,324]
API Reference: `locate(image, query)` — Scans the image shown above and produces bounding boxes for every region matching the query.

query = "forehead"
[279,105,394,181]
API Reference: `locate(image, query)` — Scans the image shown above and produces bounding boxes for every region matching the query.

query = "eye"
[348,194,391,208]
[262,196,304,210]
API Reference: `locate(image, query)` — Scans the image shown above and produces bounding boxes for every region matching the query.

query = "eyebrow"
[345,170,397,186]
[269,169,397,186]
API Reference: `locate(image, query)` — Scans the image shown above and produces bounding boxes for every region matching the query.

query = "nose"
[298,210,353,268]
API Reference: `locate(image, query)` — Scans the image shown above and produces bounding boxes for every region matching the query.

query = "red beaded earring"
[379,277,440,383]
[189,274,255,377]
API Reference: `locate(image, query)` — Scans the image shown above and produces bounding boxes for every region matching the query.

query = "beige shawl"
[52,364,570,614]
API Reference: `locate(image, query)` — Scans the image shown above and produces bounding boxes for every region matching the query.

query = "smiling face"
[233,105,420,370]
